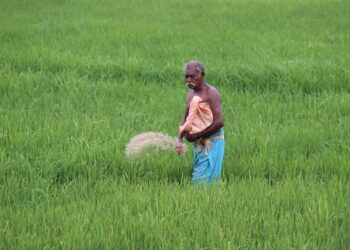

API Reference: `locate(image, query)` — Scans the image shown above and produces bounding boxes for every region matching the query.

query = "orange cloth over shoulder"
[179,96,213,134]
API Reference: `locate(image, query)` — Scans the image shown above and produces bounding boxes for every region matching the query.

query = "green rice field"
[1,0,349,248]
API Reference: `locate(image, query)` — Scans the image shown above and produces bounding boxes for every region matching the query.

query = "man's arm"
[185,88,224,141]
[176,91,193,154]
[177,91,193,141]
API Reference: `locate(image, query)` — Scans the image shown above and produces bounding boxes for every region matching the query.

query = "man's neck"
[194,82,207,93]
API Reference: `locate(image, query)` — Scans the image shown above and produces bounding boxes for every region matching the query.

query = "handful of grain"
[125,132,187,157]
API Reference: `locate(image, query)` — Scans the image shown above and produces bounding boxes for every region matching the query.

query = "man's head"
[184,60,205,90]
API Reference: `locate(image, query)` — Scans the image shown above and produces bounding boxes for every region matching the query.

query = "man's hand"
[175,139,186,155]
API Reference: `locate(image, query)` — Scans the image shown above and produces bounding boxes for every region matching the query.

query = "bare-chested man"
[176,60,225,184]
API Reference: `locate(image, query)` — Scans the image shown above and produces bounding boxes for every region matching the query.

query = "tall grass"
[1,179,349,249]
[1,0,349,248]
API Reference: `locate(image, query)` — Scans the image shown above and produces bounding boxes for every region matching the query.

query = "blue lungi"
[192,129,225,184]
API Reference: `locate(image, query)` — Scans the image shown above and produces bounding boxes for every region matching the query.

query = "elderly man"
[176,61,225,184]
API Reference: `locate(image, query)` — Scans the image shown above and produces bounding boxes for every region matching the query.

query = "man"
[176,60,225,184]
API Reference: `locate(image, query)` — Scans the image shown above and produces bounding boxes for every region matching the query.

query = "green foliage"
[0,0,349,249]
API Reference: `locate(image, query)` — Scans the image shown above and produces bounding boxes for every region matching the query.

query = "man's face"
[184,67,203,90]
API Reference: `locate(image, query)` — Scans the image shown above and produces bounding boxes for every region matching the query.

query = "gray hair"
[184,60,205,76]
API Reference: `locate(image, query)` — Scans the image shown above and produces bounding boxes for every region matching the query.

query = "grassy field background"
[1,0,349,249]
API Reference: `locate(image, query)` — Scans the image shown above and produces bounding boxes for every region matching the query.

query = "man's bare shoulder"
[186,89,195,103]
[207,84,222,100]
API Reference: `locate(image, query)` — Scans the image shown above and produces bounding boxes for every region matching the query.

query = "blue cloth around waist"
[192,129,225,185]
